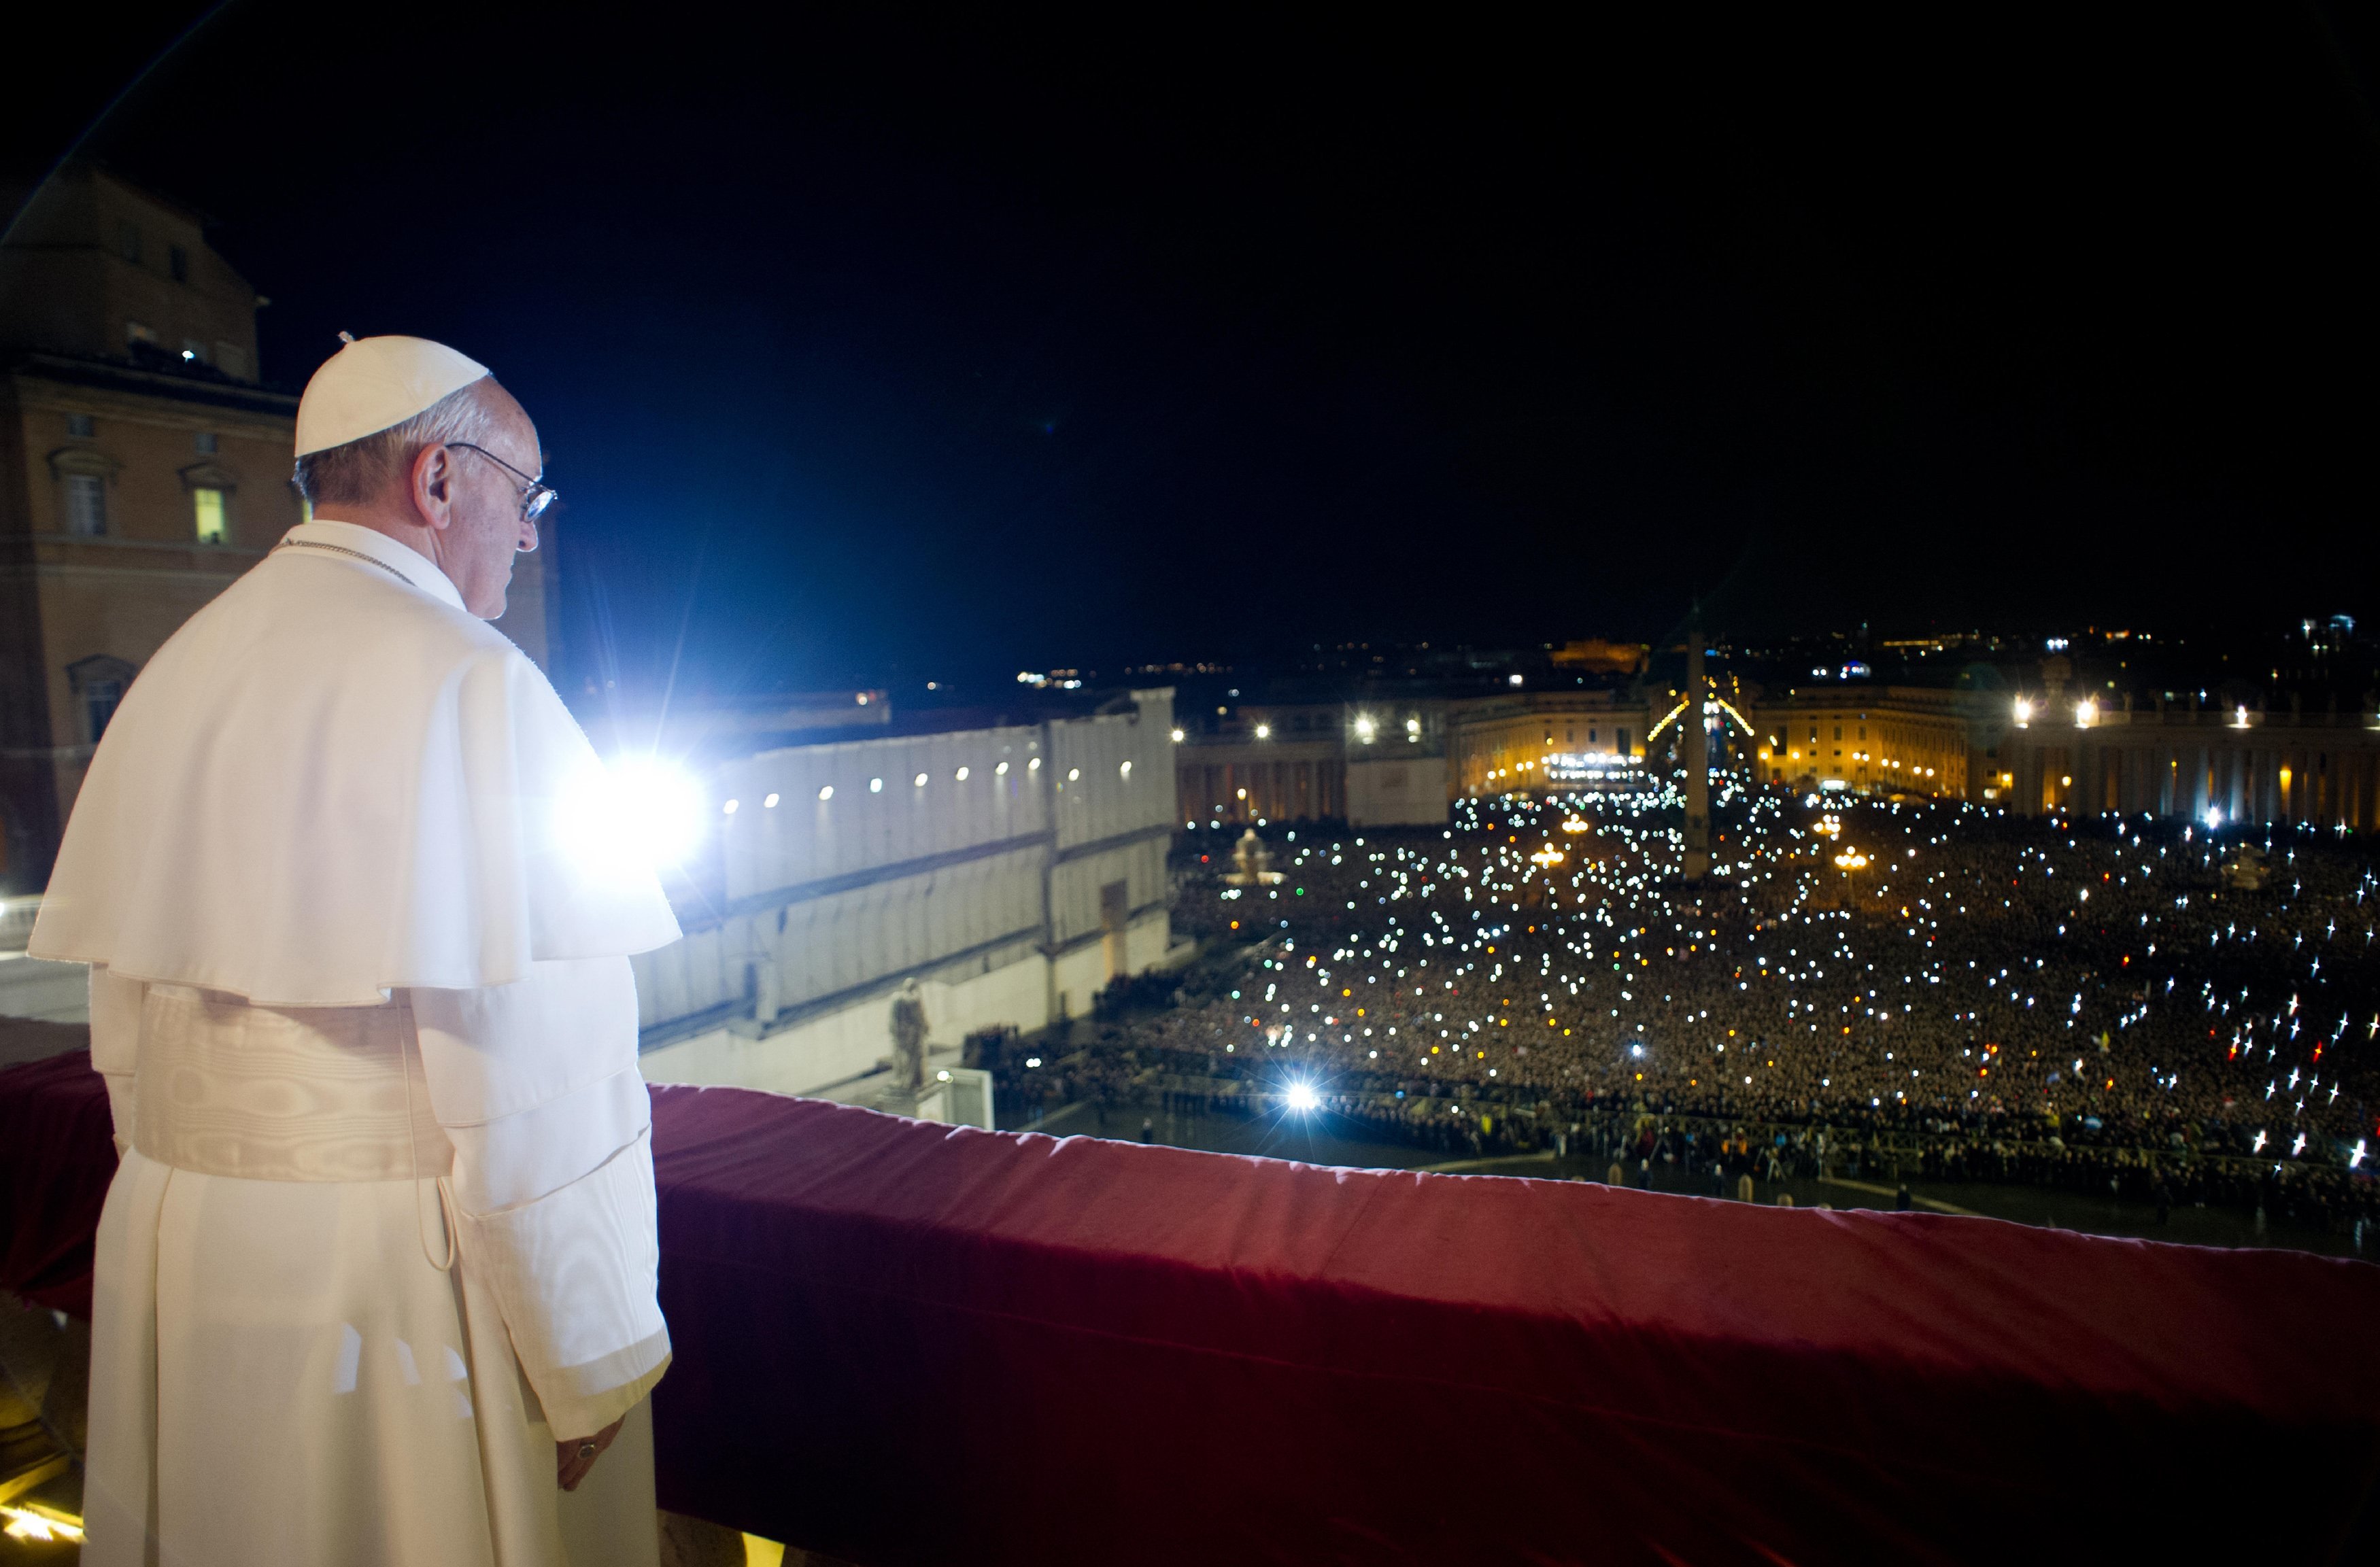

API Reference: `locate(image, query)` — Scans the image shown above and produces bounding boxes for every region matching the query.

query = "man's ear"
[410,443,456,532]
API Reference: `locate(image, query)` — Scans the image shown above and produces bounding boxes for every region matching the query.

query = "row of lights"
[1236,714,1425,744]
[719,756,1145,814]
[2015,695,2109,729]
[2026,695,2263,733]
[1771,746,1940,782]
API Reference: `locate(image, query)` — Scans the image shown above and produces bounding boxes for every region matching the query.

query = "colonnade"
[1998,716,2380,829]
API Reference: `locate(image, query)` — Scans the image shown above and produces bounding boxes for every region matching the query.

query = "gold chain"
[272,537,418,587]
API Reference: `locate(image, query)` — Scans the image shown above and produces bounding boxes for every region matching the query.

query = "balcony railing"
[5,1032,2379,1563]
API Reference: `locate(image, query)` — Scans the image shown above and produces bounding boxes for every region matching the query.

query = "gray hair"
[292,379,500,506]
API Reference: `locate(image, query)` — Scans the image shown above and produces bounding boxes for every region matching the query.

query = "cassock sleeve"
[88,964,145,1156]
[409,956,671,1440]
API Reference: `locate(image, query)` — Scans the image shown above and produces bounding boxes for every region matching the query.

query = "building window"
[169,244,189,282]
[126,320,158,349]
[65,413,94,438]
[64,474,106,536]
[67,656,136,748]
[118,222,141,264]
[192,488,228,545]
[194,432,218,453]
[84,681,124,744]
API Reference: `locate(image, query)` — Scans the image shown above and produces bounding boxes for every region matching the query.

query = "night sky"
[10,7,2379,695]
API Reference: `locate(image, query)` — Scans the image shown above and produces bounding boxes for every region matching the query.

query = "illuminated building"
[1450,689,1633,797]
[632,689,1186,1097]
[1985,691,2380,826]
[1752,687,1973,800]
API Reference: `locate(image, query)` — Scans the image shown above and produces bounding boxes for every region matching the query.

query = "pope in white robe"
[29,335,684,1566]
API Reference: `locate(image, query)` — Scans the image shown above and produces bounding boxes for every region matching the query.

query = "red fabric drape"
[643,1084,2380,1566]
[7,1053,2378,1562]
[0,1047,117,1317]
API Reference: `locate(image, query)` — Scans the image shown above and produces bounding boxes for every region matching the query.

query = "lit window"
[192,488,227,545]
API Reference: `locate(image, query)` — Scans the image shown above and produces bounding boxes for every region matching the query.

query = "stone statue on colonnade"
[889,978,930,1095]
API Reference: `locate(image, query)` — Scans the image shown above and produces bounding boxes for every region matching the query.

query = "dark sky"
[11,6,2380,693]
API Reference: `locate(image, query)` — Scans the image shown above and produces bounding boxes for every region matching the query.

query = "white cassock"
[30,518,685,1567]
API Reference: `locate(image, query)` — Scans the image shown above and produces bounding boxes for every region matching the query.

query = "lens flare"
[558,755,705,878]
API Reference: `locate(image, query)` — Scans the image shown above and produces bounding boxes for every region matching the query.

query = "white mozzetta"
[30,520,681,1003]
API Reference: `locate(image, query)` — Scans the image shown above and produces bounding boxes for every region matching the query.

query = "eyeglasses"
[447,443,557,523]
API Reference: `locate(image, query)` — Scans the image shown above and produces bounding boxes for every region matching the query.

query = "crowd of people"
[998,779,2380,1232]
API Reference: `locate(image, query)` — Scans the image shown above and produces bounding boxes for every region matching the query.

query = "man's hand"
[557,1415,626,1492]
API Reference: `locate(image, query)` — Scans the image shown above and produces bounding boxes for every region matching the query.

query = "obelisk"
[1682,618,1710,883]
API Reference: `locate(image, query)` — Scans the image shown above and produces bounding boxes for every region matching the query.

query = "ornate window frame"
[178,460,241,545]
[45,445,119,536]
[65,654,137,747]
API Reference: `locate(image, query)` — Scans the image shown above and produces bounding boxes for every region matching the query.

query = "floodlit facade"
[1986,700,2380,825]
[1754,687,1973,799]
[1175,689,1646,827]
[636,689,1187,1096]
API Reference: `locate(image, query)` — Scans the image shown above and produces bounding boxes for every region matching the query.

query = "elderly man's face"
[442,383,543,619]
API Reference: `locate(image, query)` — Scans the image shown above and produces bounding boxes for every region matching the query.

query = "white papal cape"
[31,520,685,1567]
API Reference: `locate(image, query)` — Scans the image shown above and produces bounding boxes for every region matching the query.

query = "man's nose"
[517,515,539,554]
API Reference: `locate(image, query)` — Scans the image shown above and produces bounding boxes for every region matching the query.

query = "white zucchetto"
[294,333,491,456]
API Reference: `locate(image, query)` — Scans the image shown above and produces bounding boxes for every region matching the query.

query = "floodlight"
[559,754,706,878]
